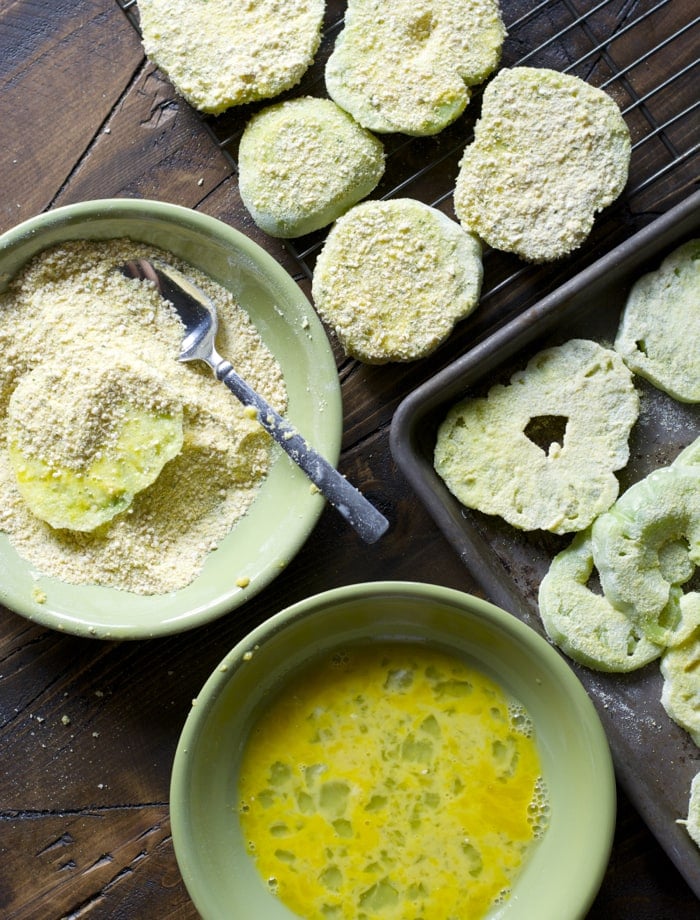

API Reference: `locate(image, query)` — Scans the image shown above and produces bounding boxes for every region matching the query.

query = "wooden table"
[0,1,698,917]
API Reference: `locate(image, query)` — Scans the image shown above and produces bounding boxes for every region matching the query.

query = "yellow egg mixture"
[238,643,549,920]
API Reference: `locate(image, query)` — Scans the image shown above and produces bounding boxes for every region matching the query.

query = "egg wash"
[238,642,550,919]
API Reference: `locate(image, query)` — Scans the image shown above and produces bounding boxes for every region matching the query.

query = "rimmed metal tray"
[391,190,700,895]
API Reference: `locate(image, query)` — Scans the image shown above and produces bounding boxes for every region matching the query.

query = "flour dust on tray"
[0,240,287,594]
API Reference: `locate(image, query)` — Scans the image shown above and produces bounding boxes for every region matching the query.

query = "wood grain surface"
[0,1,698,917]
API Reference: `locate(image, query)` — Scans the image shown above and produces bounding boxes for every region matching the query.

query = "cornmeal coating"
[454,67,631,262]
[538,530,662,672]
[325,0,505,136]
[661,629,700,748]
[312,199,483,363]
[138,0,325,114]
[434,339,639,533]
[615,239,700,403]
[238,97,385,238]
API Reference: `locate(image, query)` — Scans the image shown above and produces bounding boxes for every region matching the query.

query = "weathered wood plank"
[52,63,232,211]
[0,805,189,918]
[0,0,144,234]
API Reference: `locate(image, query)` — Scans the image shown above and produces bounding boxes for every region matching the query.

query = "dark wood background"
[0,1,698,917]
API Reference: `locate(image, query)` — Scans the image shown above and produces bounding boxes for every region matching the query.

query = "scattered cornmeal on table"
[238,642,549,920]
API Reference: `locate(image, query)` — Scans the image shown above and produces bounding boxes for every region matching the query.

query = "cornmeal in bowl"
[7,353,184,532]
[0,239,286,595]
[312,198,483,363]
[454,67,630,262]
[238,97,385,238]
[138,0,325,114]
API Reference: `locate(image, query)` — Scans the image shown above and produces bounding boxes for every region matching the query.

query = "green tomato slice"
[8,355,184,532]
[591,458,700,647]
[538,529,663,672]
[10,405,183,532]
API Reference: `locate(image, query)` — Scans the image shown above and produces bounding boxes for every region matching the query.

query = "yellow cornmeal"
[0,240,287,594]
[238,643,549,920]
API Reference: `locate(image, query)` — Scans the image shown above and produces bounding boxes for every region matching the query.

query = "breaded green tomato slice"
[454,67,631,262]
[660,629,700,748]
[538,530,662,672]
[591,457,700,648]
[138,0,325,114]
[8,354,183,532]
[238,97,385,238]
[312,199,483,363]
[434,339,639,533]
[325,0,505,136]
[615,239,700,403]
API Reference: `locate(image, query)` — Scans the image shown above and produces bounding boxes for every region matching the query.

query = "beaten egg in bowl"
[170,582,615,920]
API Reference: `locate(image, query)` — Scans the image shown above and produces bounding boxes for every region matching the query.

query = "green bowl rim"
[170,580,616,919]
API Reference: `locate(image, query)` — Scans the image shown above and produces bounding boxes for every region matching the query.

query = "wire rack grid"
[117,0,699,332]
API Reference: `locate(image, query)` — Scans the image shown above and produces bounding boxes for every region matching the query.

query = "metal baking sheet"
[391,190,700,895]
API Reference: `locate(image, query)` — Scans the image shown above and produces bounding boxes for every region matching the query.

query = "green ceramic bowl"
[171,581,616,920]
[0,199,341,638]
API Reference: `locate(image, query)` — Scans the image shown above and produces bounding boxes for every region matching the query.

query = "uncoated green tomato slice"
[591,461,700,648]
[538,529,662,672]
[614,239,700,403]
[660,628,700,748]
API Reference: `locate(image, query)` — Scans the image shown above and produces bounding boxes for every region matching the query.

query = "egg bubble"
[494,886,512,906]
[526,776,551,838]
[508,702,534,737]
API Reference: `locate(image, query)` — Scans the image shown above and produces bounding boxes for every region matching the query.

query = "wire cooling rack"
[117,0,698,331]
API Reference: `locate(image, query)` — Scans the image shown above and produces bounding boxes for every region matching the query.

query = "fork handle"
[215,359,389,544]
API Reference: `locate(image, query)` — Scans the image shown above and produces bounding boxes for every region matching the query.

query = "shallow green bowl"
[0,199,341,638]
[171,581,616,920]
